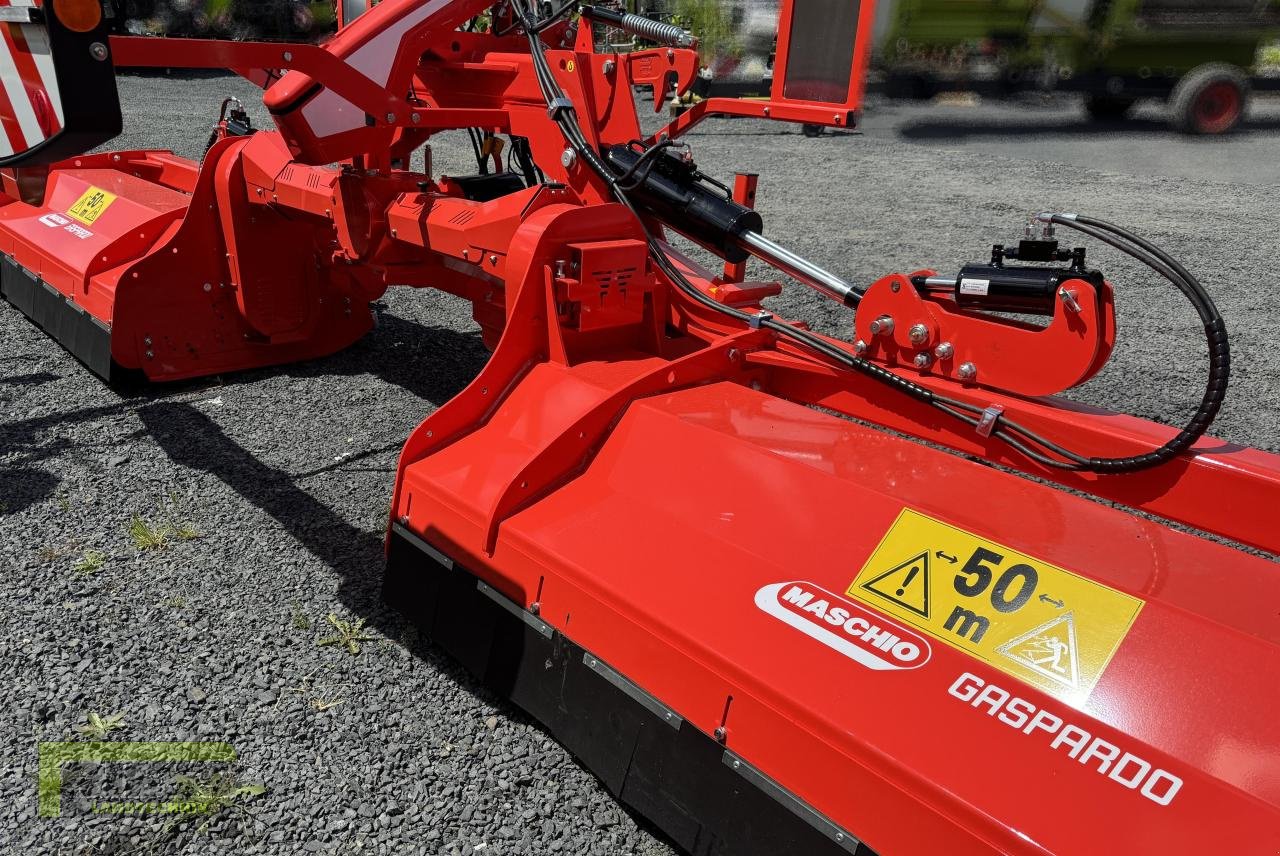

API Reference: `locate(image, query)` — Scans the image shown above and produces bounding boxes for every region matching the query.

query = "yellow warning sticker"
[67,187,117,226]
[848,509,1143,704]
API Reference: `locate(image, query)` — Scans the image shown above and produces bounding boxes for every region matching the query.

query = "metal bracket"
[749,310,773,329]
[582,651,683,730]
[476,579,554,639]
[977,405,1005,439]
[723,751,862,853]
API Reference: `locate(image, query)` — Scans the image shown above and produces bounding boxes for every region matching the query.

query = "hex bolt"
[602,59,616,75]
[143,336,153,346]
[384,112,396,123]
[958,362,978,381]
[914,352,933,370]
[853,339,869,355]
[561,148,577,169]
[282,50,293,62]
[89,42,108,61]
[868,315,894,336]
[203,282,212,293]
[398,515,409,525]
[727,348,741,363]
[908,323,930,346]
[714,727,727,743]
[145,350,154,360]
[529,601,541,616]
[489,254,498,265]
[934,342,955,360]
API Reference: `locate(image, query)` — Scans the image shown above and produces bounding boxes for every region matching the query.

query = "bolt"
[603,59,616,75]
[89,42,108,61]
[143,336,152,346]
[908,323,930,346]
[834,113,841,123]
[868,315,894,336]
[112,154,121,162]
[555,259,566,278]
[934,342,955,360]
[282,50,293,62]
[914,352,933,370]
[398,515,409,525]
[763,107,770,117]
[385,112,396,123]
[667,49,675,60]
[462,249,470,260]
[489,254,498,265]
[561,148,577,169]
[836,833,845,843]
[958,362,978,381]
[714,727,727,743]
[145,350,154,360]
[890,281,901,293]
[727,348,741,363]
[529,602,541,616]
[732,760,741,770]
[411,113,420,124]
[853,339,868,355]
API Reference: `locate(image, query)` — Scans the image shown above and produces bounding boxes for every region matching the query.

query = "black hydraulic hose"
[1041,213,1230,473]
[514,0,1227,475]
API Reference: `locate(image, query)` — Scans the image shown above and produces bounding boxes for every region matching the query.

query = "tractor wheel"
[1084,94,1137,121]
[1170,63,1249,135]
[801,123,825,138]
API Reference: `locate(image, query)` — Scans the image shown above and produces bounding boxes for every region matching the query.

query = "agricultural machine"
[880,0,1280,134]
[2,1,1278,854]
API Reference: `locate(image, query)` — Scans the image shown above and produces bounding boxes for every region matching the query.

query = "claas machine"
[880,0,1280,134]
[1,1,1278,853]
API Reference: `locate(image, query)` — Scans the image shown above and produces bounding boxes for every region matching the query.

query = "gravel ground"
[2,74,1277,856]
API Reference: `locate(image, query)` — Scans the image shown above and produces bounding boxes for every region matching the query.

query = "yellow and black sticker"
[68,187,118,226]
[848,509,1143,703]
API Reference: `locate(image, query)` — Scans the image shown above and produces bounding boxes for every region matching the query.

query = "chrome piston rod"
[734,229,862,307]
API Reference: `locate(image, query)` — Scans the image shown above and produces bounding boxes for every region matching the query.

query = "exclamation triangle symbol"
[861,552,931,618]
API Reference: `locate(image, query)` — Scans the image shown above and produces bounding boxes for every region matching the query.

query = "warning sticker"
[848,509,1143,703]
[67,187,117,226]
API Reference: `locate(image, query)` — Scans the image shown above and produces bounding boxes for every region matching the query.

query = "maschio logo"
[755,582,931,670]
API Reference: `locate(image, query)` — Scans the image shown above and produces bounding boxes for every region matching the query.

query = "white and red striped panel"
[0,0,64,157]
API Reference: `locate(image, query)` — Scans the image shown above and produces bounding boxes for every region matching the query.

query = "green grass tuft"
[73,550,106,574]
[316,613,375,655]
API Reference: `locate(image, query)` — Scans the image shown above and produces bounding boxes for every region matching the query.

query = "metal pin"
[1059,288,1082,313]
[868,315,894,336]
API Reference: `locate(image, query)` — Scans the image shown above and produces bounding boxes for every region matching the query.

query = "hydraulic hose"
[513,0,1227,475]
[1034,213,1230,473]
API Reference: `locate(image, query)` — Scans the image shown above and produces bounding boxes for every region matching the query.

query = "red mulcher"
[2,1,1278,853]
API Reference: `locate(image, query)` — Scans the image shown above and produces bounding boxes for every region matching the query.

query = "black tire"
[801,124,825,138]
[1170,63,1249,135]
[1084,94,1137,121]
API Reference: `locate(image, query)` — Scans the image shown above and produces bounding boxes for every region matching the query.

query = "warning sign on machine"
[848,509,1143,702]
[68,187,117,226]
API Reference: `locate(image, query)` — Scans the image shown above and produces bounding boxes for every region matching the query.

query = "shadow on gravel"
[897,116,1280,140]
[139,399,392,614]
[0,466,59,513]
